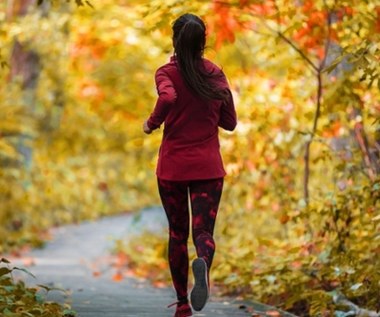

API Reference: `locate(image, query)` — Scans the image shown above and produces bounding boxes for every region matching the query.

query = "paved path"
[7,208,296,317]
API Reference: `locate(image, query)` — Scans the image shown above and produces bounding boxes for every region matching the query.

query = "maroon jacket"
[147,56,237,181]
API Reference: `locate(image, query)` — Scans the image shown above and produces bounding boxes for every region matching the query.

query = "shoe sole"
[190,258,209,311]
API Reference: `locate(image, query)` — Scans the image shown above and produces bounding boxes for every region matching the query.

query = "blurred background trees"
[0,0,379,315]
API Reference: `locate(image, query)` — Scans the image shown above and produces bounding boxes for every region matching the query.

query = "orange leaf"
[112,271,123,282]
[152,281,167,288]
[291,261,303,269]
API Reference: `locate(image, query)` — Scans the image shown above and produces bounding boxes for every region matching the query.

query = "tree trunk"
[7,0,40,170]
[349,107,379,180]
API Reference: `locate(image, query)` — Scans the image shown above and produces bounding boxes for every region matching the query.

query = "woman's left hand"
[143,120,152,134]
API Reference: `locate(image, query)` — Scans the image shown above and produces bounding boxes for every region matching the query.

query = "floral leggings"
[157,177,224,301]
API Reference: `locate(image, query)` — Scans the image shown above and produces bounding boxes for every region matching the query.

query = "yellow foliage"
[0,0,380,315]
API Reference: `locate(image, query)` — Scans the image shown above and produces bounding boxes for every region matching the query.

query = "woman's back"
[159,57,224,144]
[143,13,236,180]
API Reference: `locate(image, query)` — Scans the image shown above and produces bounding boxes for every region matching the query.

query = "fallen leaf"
[152,281,167,288]
[112,271,123,282]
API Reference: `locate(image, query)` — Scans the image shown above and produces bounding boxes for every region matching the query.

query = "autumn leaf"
[112,271,124,282]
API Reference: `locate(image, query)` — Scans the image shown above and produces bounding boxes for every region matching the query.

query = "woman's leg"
[189,178,224,271]
[157,178,190,302]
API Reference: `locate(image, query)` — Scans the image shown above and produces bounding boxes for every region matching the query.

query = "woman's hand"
[143,120,152,135]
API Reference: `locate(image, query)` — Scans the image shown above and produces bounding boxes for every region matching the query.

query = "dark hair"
[172,13,230,101]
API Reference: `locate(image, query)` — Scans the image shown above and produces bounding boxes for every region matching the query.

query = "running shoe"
[190,257,209,311]
[168,301,192,317]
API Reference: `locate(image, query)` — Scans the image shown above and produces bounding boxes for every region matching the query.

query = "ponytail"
[172,14,230,101]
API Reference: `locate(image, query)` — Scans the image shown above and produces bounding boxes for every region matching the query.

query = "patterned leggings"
[157,177,224,301]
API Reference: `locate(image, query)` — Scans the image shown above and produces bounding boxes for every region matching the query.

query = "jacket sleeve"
[218,73,237,131]
[147,67,177,130]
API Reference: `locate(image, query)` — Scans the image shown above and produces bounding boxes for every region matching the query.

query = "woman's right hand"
[143,120,152,134]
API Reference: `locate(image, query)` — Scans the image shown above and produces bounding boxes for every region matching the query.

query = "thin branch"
[212,0,320,73]
[313,72,323,134]
[303,2,335,203]
[276,30,319,73]
[303,70,323,202]
[354,120,377,180]
[259,15,319,73]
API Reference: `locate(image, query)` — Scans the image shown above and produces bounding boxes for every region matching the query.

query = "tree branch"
[277,31,319,73]
[303,70,323,202]
[353,119,377,180]
[260,20,319,73]
[303,2,334,203]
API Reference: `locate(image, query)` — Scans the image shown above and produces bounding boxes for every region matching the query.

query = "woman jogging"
[143,13,237,317]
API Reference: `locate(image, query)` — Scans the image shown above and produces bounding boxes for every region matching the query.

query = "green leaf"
[322,55,345,74]
[37,284,67,294]
[13,267,36,279]
[3,308,13,316]
[63,309,77,317]
[0,267,12,277]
